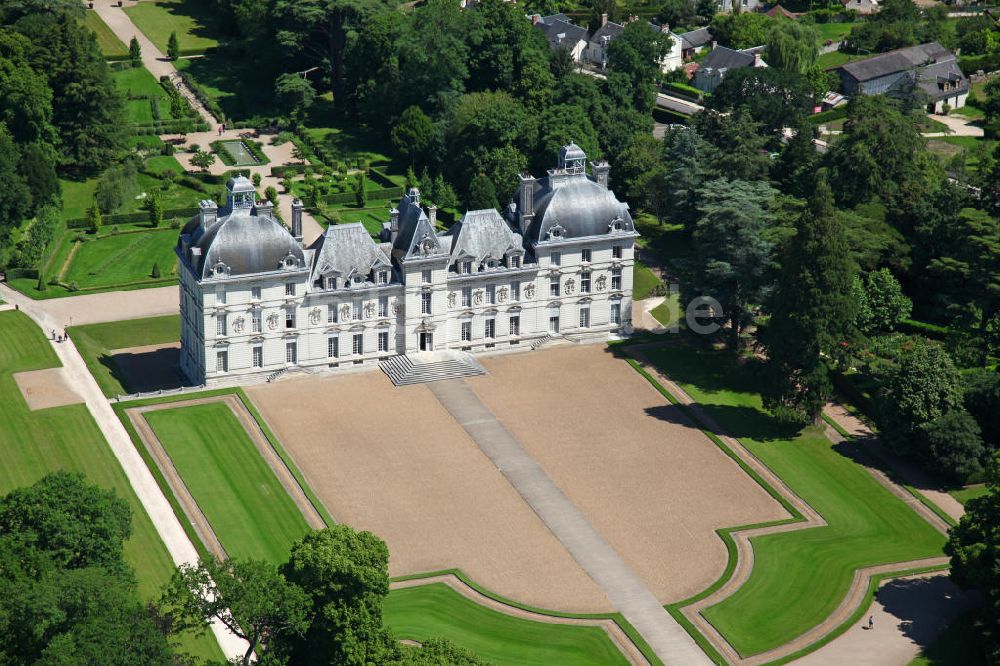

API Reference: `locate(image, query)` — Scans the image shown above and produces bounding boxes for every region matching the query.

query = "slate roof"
[444,210,523,266]
[698,45,757,72]
[392,189,446,260]
[310,223,390,283]
[679,27,712,50]
[182,206,306,279]
[536,15,588,48]
[839,42,955,82]
[590,21,624,44]
[915,59,968,100]
[526,174,634,243]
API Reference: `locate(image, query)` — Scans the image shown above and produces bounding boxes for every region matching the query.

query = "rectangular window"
[285,282,295,296]
[378,296,388,318]
[251,310,261,333]
[550,278,560,297]
[509,315,520,336]
[462,261,472,274]
[328,337,338,358]
[551,251,561,267]
[485,318,495,339]
[325,277,336,290]
[581,271,591,293]
[377,270,388,285]
[285,341,297,364]
[611,267,622,291]
[422,269,432,284]
[421,292,432,315]
[549,315,560,333]
[216,350,228,373]
[581,248,592,263]
[510,255,521,268]
[251,286,261,301]
[580,307,590,328]
[352,333,363,355]
[486,285,496,305]
[353,300,362,321]
[285,307,296,329]
[461,321,472,341]
[611,302,621,325]
[511,281,520,301]
[612,245,623,259]
[216,315,227,336]
[378,330,389,352]
[328,304,337,323]
[462,287,472,307]
[252,346,262,368]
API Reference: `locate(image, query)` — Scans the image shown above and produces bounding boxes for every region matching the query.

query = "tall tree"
[693,108,771,181]
[690,178,778,349]
[128,36,141,65]
[662,126,709,234]
[709,67,814,132]
[761,179,856,422]
[467,172,499,211]
[764,19,818,74]
[852,268,912,334]
[391,106,436,168]
[606,20,671,114]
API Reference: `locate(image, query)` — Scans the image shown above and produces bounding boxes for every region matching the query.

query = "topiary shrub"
[151,262,161,278]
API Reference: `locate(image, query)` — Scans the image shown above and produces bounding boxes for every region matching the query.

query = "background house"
[532,13,589,62]
[693,45,767,93]
[836,42,968,113]
[841,0,880,15]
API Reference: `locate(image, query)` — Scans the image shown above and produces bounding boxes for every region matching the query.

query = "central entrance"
[419,332,433,351]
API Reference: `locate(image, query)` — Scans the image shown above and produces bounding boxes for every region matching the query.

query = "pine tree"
[146,190,162,228]
[87,202,102,234]
[167,32,180,61]
[355,172,368,208]
[151,262,161,279]
[36,270,46,292]
[129,37,141,66]
[405,166,417,191]
[467,173,498,211]
[761,178,856,422]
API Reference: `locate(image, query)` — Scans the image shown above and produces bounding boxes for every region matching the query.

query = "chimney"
[532,13,540,24]
[389,206,400,244]
[661,22,670,33]
[711,40,717,51]
[291,198,303,242]
[627,14,638,23]
[199,199,217,232]
[754,51,762,67]
[591,161,610,189]
[255,199,273,220]
[427,205,437,228]
[600,12,608,26]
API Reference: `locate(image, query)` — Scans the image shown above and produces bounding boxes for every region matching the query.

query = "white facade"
[177,148,637,386]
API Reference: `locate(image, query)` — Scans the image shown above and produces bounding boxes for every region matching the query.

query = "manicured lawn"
[650,291,680,328]
[384,583,629,666]
[633,261,663,301]
[114,65,168,98]
[645,346,946,657]
[59,178,100,220]
[952,104,985,120]
[144,403,311,563]
[949,484,988,506]
[817,50,864,69]
[82,11,128,59]
[124,0,220,53]
[70,315,180,398]
[65,229,177,290]
[814,22,859,46]
[146,154,186,174]
[0,311,221,661]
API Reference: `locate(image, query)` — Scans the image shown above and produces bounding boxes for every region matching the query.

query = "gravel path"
[0,283,249,660]
[428,377,713,666]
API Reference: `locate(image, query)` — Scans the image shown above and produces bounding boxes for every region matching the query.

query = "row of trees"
[0,472,484,665]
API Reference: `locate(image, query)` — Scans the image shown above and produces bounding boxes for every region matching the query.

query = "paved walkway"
[41,285,178,327]
[634,296,669,334]
[924,112,984,138]
[0,284,249,660]
[427,379,713,666]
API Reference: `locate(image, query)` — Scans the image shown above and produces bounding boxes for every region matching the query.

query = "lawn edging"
[390,568,663,666]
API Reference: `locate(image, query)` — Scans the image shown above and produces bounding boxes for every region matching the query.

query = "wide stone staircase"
[379,350,488,386]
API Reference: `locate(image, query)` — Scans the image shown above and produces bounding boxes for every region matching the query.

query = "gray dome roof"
[559,142,587,165]
[187,208,305,279]
[526,176,634,243]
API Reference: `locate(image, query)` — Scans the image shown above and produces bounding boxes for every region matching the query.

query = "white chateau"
[176,144,637,385]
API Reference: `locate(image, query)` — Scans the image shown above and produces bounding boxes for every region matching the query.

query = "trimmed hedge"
[897,318,950,340]
[66,207,200,229]
[320,186,403,206]
[270,164,308,178]
[808,107,848,125]
[663,81,703,102]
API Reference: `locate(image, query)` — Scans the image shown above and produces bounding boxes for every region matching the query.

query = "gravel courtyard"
[468,345,789,604]
[246,344,788,612]
[246,370,613,613]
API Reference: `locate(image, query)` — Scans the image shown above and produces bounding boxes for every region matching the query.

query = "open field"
[83,10,128,59]
[65,229,178,290]
[0,311,220,661]
[124,0,220,53]
[949,484,988,506]
[246,370,613,613]
[644,346,946,657]
[71,315,181,397]
[470,345,788,604]
[814,22,859,45]
[817,50,865,69]
[143,402,312,563]
[385,583,629,666]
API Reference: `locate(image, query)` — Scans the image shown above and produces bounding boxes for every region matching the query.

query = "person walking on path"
[868,615,874,630]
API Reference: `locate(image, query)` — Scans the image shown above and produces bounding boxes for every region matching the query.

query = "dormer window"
[461,261,472,274]
[283,256,297,269]
[325,277,337,290]
[509,255,521,269]
[377,270,388,285]
[353,275,363,284]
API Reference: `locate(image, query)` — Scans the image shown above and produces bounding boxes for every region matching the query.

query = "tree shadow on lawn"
[156,0,225,46]
[181,46,277,121]
[644,402,802,443]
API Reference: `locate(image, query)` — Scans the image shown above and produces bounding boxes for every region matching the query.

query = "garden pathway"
[37,284,178,327]
[0,283,249,661]
[427,378,714,666]
[92,1,215,126]
[922,112,984,138]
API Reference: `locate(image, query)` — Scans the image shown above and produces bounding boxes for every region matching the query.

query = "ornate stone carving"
[232,316,245,334]
[340,304,352,320]
[524,283,535,299]
[565,278,575,295]
[596,274,607,292]
[392,301,401,315]
[448,292,457,308]
[473,290,484,306]
[266,312,279,330]
[418,234,435,256]
[364,301,375,319]
[309,308,322,325]
[497,286,508,303]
